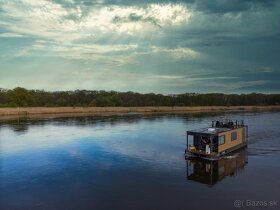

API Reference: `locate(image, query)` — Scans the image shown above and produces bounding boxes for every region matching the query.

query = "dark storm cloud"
[52,0,277,12]
[193,0,278,13]
[52,0,194,6]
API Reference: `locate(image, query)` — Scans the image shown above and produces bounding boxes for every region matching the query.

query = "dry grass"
[0,106,280,117]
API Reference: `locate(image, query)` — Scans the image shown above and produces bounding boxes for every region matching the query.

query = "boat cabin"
[185,120,248,160]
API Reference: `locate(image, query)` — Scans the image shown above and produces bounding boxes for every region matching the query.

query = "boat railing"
[211,120,245,129]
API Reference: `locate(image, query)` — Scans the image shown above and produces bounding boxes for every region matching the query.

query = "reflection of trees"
[8,123,29,133]
[0,117,45,133]
[0,112,225,133]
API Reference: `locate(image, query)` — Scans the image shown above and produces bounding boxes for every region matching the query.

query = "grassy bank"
[1,106,280,117]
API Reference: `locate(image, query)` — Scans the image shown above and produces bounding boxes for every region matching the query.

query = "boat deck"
[187,148,218,158]
[186,143,248,160]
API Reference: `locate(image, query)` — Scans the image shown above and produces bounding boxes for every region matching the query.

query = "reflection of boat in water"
[185,120,248,160]
[186,148,248,186]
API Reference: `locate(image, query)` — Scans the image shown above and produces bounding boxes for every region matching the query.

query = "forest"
[0,87,279,107]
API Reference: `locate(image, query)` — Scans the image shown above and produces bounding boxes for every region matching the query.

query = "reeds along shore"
[0,106,280,116]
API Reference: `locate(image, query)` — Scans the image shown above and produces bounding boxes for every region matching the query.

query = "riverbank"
[1,106,280,117]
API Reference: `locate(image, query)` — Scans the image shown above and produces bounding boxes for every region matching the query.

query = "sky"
[0,0,279,94]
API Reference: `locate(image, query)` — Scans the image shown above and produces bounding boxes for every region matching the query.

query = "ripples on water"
[0,112,280,210]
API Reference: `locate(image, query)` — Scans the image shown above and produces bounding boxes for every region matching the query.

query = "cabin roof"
[187,127,231,135]
[187,120,247,136]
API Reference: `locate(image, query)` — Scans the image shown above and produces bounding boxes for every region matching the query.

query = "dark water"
[0,112,280,210]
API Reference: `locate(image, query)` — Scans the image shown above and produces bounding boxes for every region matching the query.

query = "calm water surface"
[0,112,280,210]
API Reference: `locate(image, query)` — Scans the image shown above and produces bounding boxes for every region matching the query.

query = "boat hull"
[185,143,248,160]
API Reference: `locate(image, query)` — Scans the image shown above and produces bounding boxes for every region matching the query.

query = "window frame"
[218,135,225,145]
[231,131,237,141]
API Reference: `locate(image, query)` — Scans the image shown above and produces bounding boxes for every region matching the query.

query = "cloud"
[111,4,191,26]
[0,0,192,41]
[0,0,196,64]
[67,69,241,91]
[14,39,199,65]
[0,0,81,41]
[205,80,269,90]
[75,3,192,36]
[193,0,278,13]
[0,33,25,38]
[14,40,137,66]
[148,46,200,59]
[259,67,273,73]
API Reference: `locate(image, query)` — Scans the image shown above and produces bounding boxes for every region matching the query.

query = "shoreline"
[1,106,280,117]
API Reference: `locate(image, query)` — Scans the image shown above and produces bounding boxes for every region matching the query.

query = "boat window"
[218,135,225,145]
[231,131,237,141]
[188,135,194,145]
[201,136,210,144]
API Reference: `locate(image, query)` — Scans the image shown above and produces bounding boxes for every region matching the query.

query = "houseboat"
[185,120,248,160]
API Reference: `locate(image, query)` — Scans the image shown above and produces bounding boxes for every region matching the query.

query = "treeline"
[0,87,279,107]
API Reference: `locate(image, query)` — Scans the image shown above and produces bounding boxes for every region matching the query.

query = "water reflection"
[186,148,248,186]
[0,112,224,133]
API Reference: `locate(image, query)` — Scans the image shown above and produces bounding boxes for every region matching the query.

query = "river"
[0,111,279,209]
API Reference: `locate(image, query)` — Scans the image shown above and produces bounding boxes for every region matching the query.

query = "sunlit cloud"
[0,0,195,65]
[14,39,199,65]
[0,33,25,38]
[81,3,192,35]
[14,40,138,65]
[148,46,200,59]
[0,0,192,41]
